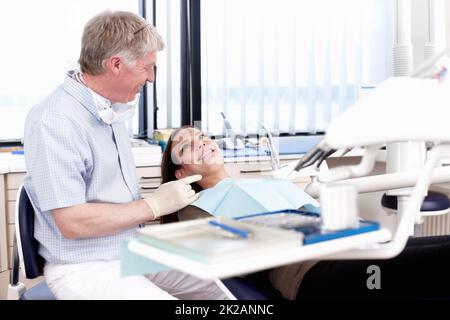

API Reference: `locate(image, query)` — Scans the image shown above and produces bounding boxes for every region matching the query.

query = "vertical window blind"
[200,0,392,136]
[153,0,182,130]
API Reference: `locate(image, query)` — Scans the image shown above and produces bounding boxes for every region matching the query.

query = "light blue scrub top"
[23,71,141,264]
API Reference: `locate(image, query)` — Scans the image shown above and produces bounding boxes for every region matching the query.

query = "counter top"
[0,152,299,174]
[0,147,374,175]
[223,147,380,163]
[0,148,164,174]
[0,153,24,174]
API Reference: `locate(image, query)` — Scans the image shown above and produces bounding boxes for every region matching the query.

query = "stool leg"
[397,195,415,236]
[414,223,423,237]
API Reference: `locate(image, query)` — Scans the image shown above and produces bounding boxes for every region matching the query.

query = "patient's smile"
[201,145,216,161]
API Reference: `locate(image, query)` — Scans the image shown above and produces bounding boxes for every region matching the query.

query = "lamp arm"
[307,165,450,197]
[318,145,381,183]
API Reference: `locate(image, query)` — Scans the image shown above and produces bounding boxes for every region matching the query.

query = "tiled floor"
[0,270,42,300]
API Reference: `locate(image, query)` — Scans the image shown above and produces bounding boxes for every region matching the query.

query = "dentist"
[23,11,227,300]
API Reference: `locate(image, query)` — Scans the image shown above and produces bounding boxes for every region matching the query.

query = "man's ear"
[106,56,122,75]
[175,168,186,180]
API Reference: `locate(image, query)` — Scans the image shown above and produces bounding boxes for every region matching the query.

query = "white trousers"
[44,260,230,300]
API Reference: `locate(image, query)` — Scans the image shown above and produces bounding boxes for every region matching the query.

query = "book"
[137,217,303,263]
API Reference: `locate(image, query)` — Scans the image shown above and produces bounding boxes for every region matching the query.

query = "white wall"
[447,0,450,48]
[411,0,448,69]
[411,0,427,68]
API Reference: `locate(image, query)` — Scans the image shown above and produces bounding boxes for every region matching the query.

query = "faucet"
[259,123,280,171]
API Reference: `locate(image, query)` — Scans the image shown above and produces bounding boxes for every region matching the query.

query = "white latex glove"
[144,175,202,219]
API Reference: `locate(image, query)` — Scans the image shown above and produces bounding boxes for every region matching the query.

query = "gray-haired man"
[23,10,227,300]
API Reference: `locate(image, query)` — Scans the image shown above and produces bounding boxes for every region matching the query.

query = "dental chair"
[222,272,284,300]
[7,185,56,300]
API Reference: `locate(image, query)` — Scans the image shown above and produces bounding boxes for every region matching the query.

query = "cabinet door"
[225,161,273,179]
[6,173,25,190]
[3,173,24,272]
[225,160,311,188]
[136,166,162,196]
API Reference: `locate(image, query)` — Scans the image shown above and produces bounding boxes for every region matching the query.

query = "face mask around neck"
[97,93,140,125]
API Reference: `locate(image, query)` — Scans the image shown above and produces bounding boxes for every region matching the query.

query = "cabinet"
[136,166,162,196]
[4,173,25,270]
[136,166,162,226]
[225,159,311,188]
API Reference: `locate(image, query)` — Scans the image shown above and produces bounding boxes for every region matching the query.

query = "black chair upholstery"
[222,272,284,300]
[382,191,450,212]
[17,187,45,279]
[10,186,55,300]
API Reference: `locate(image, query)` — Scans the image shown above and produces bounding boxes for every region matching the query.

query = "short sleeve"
[24,116,88,211]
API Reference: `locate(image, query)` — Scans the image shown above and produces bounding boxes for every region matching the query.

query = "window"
[152,0,182,130]
[0,0,140,142]
[200,0,393,136]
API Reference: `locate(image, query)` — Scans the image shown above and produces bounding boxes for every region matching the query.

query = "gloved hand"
[144,175,202,219]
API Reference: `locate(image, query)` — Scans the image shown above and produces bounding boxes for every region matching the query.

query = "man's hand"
[144,175,202,219]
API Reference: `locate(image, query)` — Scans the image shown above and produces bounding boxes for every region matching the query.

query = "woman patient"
[160,126,450,299]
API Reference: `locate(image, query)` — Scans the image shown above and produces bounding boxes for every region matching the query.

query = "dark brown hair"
[160,125,203,223]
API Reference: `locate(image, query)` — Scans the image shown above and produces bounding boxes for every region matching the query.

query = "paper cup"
[320,183,359,231]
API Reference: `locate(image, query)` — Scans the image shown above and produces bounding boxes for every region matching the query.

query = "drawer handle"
[140,176,161,180]
[239,168,272,174]
[141,186,158,190]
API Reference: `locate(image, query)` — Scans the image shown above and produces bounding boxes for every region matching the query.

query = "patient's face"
[171,128,224,177]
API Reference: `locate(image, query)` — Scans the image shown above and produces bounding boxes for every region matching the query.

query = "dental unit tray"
[137,217,303,263]
[234,209,380,245]
[126,216,389,280]
[129,210,385,277]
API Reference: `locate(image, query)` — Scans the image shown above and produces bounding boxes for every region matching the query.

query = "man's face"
[171,128,225,178]
[114,51,156,103]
